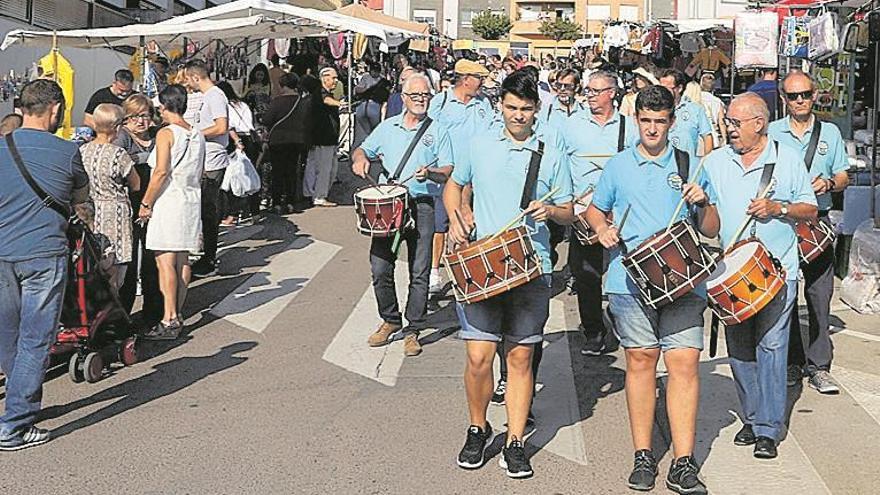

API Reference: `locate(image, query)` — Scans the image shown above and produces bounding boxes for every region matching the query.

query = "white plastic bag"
[222,150,262,197]
[734,12,778,68]
[808,12,840,60]
[840,219,880,314]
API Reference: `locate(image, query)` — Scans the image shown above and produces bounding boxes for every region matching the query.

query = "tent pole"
[873,26,879,229]
[140,36,147,93]
[347,31,354,152]
[51,31,58,83]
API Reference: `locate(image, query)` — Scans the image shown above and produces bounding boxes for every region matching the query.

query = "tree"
[471,10,512,41]
[538,17,583,57]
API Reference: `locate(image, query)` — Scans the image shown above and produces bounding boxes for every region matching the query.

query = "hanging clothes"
[274,38,291,59]
[38,50,74,140]
[328,33,346,60]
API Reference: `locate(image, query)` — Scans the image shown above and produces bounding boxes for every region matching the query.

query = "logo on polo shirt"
[680,109,690,121]
[671,136,681,147]
[422,133,434,147]
[478,108,487,119]
[817,141,828,155]
[667,173,684,191]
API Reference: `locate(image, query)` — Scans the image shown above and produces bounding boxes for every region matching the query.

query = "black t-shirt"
[311,89,340,147]
[84,87,127,114]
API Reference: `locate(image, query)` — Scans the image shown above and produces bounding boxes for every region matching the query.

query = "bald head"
[730,92,769,130]
[780,70,816,93]
[727,92,769,154]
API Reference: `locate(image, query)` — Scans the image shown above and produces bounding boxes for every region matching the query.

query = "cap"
[454,59,489,77]
[632,67,659,85]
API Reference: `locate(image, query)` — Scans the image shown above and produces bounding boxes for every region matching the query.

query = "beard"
[47,108,63,134]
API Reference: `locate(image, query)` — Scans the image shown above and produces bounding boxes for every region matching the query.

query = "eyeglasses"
[784,90,814,101]
[126,113,151,121]
[585,87,615,97]
[403,92,432,101]
[723,115,762,128]
[553,82,577,91]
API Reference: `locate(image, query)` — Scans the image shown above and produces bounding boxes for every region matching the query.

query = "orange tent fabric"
[335,4,430,36]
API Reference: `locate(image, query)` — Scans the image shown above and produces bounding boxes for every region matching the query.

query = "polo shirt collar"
[632,144,673,168]
[497,126,540,152]
[548,97,585,116]
[584,108,620,127]
[726,139,779,174]
[391,113,428,131]
[782,114,816,142]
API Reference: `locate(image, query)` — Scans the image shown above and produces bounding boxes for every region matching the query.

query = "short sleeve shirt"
[428,89,498,160]
[562,110,639,197]
[768,116,849,211]
[197,86,230,171]
[535,96,589,132]
[0,129,89,261]
[669,99,712,158]
[451,127,573,274]
[702,142,817,281]
[359,114,454,197]
[592,145,715,296]
[85,86,127,115]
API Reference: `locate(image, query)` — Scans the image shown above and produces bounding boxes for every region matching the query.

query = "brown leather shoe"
[403,333,422,357]
[367,321,401,347]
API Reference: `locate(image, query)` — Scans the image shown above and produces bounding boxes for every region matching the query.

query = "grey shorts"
[608,292,706,351]
[457,275,551,345]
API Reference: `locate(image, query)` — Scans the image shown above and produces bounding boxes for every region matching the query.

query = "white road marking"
[834,366,880,426]
[210,236,340,333]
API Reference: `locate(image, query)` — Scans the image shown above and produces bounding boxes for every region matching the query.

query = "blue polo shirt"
[669,99,712,158]
[768,116,849,211]
[592,144,714,296]
[562,110,639,196]
[451,126,573,274]
[702,142,817,281]
[360,114,454,197]
[536,96,589,132]
[428,88,498,160]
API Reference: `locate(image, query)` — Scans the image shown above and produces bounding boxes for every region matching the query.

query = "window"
[586,5,611,21]
[462,9,503,27]
[619,5,639,22]
[412,9,437,27]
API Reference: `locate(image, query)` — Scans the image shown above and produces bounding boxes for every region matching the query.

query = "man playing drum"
[351,74,454,357]
[702,93,817,459]
[444,70,573,478]
[561,70,639,357]
[768,70,849,394]
[586,85,717,494]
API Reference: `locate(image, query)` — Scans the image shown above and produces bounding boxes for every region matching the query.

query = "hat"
[454,59,489,77]
[632,67,659,85]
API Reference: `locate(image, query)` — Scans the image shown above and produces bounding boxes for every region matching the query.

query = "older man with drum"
[351,74,454,358]
[586,85,717,494]
[768,70,849,394]
[702,93,817,459]
[444,70,573,479]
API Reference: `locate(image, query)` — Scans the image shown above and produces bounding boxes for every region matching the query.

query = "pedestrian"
[352,76,390,149]
[747,68,779,121]
[79,103,140,290]
[183,59,229,278]
[699,72,727,148]
[659,69,714,158]
[263,72,313,213]
[84,69,134,130]
[216,80,257,226]
[385,66,416,119]
[268,54,288,99]
[139,84,206,341]
[243,63,272,127]
[0,79,90,451]
[302,67,340,208]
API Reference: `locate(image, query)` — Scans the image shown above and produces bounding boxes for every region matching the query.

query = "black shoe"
[191,258,217,278]
[580,327,608,356]
[733,424,756,446]
[142,319,181,341]
[753,436,778,459]
[666,455,707,495]
[457,423,492,469]
[627,449,658,491]
[490,380,506,406]
[787,365,803,387]
[0,426,50,451]
[499,437,533,478]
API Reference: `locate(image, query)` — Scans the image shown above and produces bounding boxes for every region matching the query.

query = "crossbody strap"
[617,115,627,152]
[758,142,778,195]
[674,147,695,223]
[803,116,822,171]
[5,132,70,219]
[520,141,545,210]
[390,117,433,181]
[267,96,301,141]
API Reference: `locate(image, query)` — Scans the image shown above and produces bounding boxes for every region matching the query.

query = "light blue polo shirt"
[562,109,639,196]
[428,88,498,159]
[536,96,589,132]
[702,142,817,281]
[451,126,574,274]
[592,144,715,296]
[360,114,454,197]
[768,116,849,211]
[669,98,712,158]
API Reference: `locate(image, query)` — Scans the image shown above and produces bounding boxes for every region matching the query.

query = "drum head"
[706,241,760,288]
[356,184,408,199]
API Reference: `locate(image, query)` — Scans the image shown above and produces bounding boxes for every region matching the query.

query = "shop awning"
[660,18,733,33]
[334,4,430,36]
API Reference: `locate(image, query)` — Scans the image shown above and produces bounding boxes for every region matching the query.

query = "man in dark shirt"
[84,69,134,129]
[747,68,779,121]
[303,67,341,207]
[0,80,90,451]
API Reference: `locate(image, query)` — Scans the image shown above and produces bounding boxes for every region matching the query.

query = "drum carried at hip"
[795,218,836,264]
[353,184,410,238]
[572,188,612,246]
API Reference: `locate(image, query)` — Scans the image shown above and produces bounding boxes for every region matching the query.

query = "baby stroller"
[51,218,139,383]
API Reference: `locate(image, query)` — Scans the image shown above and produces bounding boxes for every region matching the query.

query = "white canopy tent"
[660,18,734,34]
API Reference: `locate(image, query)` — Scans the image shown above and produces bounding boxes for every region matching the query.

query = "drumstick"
[726,181,776,254]
[490,187,560,240]
[665,156,708,232]
[575,153,613,159]
[363,173,384,192]
[575,185,595,207]
[453,208,475,240]
[397,158,440,186]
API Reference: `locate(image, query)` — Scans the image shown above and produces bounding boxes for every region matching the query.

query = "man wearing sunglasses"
[768,70,849,395]
[536,68,588,130]
[659,69,714,158]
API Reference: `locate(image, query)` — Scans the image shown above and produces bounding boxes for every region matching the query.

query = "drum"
[622,221,717,309]
[444,226,543,303]
[796,218,836,264]
[705,239,786,326]
[353,185,410,237]
[572,189,611,246]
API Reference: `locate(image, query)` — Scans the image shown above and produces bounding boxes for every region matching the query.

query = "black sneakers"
[490,380,506,406]
[754,436,778,459]
[0,426,50,451]
[457,423,493,469]
[666,456,707,495]
[733,424,756,446]
[628,449,658,491]
[580,328,608,356]
[499,437,533,478]
[191,257,217,278]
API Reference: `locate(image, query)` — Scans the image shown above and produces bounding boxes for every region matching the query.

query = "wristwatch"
[141,202,152,210]
[826,178,835,193]
[778,202,789,218]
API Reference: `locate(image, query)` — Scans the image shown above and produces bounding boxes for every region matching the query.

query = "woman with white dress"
[137,84,206,340]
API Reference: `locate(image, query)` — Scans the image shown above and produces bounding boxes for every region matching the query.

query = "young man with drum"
[586,85,717,494]
[444,70,573,478]
[351,74,454,357]
[702,93,817,459]
[768,70,849,394]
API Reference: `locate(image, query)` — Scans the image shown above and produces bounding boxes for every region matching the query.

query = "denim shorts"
[457,274,551,345]
[608,292,706,351]
[433,195,449,234]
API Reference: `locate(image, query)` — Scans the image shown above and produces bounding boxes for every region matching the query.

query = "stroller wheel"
[83,352,104,383]
[119,337,139,366]
[68,354,85,383]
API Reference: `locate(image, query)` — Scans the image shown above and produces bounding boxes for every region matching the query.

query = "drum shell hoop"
[706,239,786,326]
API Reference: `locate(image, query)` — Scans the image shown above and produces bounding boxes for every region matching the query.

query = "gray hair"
[778,69,817,92]
[588,70,619,92]
[731,92,770,134]
[402,73,430,93]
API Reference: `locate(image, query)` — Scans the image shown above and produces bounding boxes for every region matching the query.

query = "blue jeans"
[725,282,797,441]
[0,255,67,439]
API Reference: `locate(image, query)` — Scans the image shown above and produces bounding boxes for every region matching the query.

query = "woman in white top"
[217,81,257,226]
[138,84,206,340]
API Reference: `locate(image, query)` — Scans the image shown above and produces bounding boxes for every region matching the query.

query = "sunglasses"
[785,90,814,101]
[723,115,761,128]
[553,82,577,91]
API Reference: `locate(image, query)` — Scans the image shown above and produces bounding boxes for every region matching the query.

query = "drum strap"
[618,115,627,152]
[4,132,70,219]
[520,141,546,210]
[752,143,778,237]
[709,314,719,358]
[674,148,695,222]
[390,117,434,182]
[803,116,822,172]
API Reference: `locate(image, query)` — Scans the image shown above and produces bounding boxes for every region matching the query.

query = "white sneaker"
[429,270,443,295]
